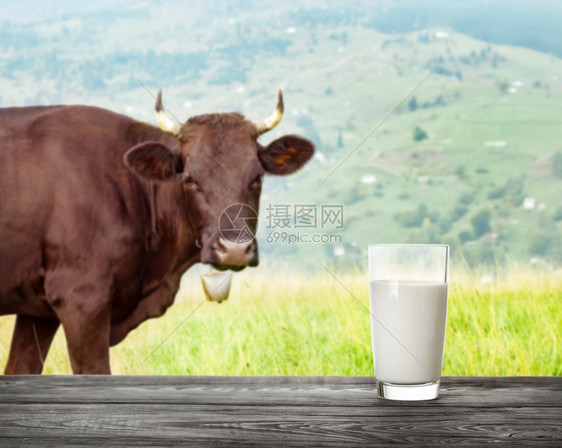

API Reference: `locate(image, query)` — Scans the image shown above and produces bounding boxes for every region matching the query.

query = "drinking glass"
[368,244,449,401]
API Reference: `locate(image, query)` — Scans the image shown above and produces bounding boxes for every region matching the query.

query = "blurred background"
[2,0,562,271]
[2,0,561,375]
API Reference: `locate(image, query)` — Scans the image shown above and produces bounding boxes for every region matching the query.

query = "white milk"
[369,280,448,384]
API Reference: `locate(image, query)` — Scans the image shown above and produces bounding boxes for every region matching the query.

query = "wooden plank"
[0,376,560,446]
[0,405,560,446]
[0,376,559,407]
[0,404,560,446]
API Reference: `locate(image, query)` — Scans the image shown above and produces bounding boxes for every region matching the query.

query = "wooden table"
[0,376,560,446]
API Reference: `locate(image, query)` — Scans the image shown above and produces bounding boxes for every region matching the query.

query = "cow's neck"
[109,177,201,346]
[141,179,199,283]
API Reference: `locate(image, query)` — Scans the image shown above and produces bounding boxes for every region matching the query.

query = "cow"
[0,90,314,374]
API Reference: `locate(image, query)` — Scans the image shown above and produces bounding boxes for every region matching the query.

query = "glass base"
[376,380,440,401]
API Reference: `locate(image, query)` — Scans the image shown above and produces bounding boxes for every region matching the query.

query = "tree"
[459,230,473,243]
[487,185,506,199]
[455,165,467,179]
[471,209,491,238]
[438,217,452,234]
[458,192,474,206]
[496,79,509,94]
[451,206,468,222]
[408,96,418,111]
[413,126,428,142]
[393,203,432,228]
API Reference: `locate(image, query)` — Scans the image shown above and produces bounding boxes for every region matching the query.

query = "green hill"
[271,28,562,266]
[1,1,561,266]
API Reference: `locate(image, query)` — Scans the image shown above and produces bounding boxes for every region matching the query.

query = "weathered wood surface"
[0,376,560,446]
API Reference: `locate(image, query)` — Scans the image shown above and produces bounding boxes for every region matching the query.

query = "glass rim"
[368,243,449,248]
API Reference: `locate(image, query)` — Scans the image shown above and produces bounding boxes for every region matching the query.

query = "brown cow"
[0,90,313,374]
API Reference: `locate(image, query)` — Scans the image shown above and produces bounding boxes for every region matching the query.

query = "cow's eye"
[249,175,262,190]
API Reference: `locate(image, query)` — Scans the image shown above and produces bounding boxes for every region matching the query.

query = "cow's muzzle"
[214,237,258,270]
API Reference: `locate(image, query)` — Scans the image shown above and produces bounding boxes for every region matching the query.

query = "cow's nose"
[216,237,257,267]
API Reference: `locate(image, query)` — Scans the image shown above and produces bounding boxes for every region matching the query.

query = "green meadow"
[1,264,559,376]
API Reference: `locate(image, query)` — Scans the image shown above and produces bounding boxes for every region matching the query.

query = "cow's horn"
[155,89,182,138]
[255,89,284,136]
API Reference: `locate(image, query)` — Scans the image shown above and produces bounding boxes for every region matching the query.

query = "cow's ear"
[124,141,183,180]
[259,135,314,175]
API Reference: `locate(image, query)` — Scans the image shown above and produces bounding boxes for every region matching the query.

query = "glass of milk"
[368,244,449,401]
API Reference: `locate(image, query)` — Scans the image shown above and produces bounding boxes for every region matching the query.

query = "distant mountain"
[1,1,561,266]
[3,1,562,56]
[364,0,562,58]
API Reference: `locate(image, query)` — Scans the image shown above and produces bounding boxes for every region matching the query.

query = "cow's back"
[0,104,138,227]
[0,104,138,177]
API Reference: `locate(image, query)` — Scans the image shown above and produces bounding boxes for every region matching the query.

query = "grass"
[0,263,559,376]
